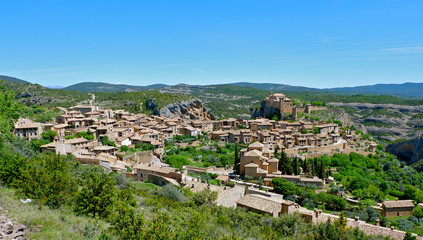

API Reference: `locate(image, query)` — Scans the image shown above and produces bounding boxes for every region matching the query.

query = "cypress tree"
[302,157,307,175]
[234,144,240,173]
[292,157,299,175]
[319,158,326,179]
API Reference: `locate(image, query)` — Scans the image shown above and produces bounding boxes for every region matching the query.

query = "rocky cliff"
[147,99,216,120]
[386,137,423,164]
[329,102,423,141]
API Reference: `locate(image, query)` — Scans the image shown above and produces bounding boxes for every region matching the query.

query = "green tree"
[192,188,218,205]
[412,206,423,218]
[74,170,117,218]
[110,204,145,240]
[334,211,347,230]
[404,232,417,240]
[272,178,301,196]
[158,184,186,202]
[0,150,27,185]
[120,145,129,152]
[319,158,326,179]
[292,157,299,175]
[278,149,293,175]
[234,144,240,173]
[41,130,57,141]
[17,153,76,208]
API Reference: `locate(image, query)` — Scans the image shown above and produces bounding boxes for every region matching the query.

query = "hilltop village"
[12,92,419,239]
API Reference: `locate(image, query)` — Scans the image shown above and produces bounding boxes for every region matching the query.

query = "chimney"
[375,218,379,226]
[244,185,249,195]
[391,226,395,231]
[191,183,195,188]
[354,216,359,222]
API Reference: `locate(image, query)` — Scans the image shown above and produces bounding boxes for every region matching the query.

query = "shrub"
[158,184,186,202]
[74,170,117,218]
[272,178,301,196]
[41,130,57,141]
[0,150,27,185]
[192,188,218,205]
[17,153,76,208]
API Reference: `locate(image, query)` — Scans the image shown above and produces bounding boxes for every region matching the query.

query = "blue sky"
[1,0,423,88]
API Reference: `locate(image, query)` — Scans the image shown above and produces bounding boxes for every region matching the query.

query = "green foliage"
[110,204,144,240]
[17,153,76,208]
[101,136,116,147]
[30,138,51,151]
[120,145,129,152]
[0,150,27,185]
[79,130,94,140]
[334,212,348,230]
[272,178,301,196]
[404,232,417,240]
[74,170,117,218]
[412,206,423,218]
[164,155,191,169]
[278,149,293,174]
[192,188,218,206]
[157,184,186,202]
[0,83,25,146]
[41,130,57,141]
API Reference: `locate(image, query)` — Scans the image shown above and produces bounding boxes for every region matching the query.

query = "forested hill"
[324,82,423,99]
[0,78,194,115]
[0,75,31,84]
[64,82,168,93]
[232,82,423,99]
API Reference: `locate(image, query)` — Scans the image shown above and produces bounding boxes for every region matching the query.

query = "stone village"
[13,92,419,239]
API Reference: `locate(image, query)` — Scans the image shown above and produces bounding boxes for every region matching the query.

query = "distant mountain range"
[1,75,423,98]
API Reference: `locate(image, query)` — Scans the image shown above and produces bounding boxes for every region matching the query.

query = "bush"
[74,170,117,218]
[120,145,129,152]
[17,153,76,208]
[165,155,190,169]
[192,188,218,205]
[272,178,301,196]
[158,184,186,202]
[413,206,423,218]
[0,150,27,185]
[30,138,51,152]
[41,130,57,141]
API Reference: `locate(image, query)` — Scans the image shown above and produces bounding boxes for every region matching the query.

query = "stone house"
[13,118,42,141]
[382,200,415,217]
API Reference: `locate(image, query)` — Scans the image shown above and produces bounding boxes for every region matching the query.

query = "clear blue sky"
[1,0,423,88]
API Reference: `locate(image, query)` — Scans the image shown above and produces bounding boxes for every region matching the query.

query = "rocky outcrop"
[0,214,27,239]
[329,102,423,141]
[386,137,423,164]
[148,99,216,120]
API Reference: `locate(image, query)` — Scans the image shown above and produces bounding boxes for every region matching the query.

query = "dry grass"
[0,186,112,240]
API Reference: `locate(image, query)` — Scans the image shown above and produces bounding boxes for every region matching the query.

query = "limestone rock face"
[148,99,216,120]
[386,137,423,164]
[0,215,27,239]
[329,102,423,141]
